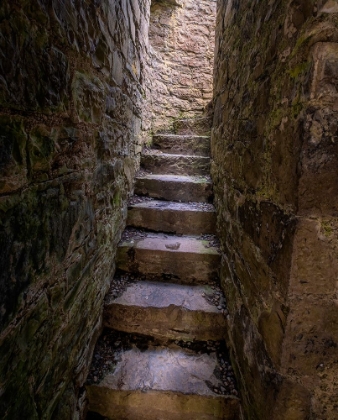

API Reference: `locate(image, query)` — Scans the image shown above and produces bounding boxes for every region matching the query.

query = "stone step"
[140,152,210,176]
[104,280,227,341]
[173,116,212,136]
[127,198,216,235]
[116,232,220,284]
[134,174,213,203]
[152,134,210,157]
[86,333,240,420]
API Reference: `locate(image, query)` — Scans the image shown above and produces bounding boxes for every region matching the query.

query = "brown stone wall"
[146,0,216,133]
[212,1,338,419]
[0,0,150,418]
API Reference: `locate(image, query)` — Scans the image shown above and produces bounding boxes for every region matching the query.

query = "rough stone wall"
[146,0,216,134]
[212,1,338,419]
[0,0,150,418]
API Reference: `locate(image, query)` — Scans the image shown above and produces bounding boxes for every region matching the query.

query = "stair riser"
[127,207,216,235]
[141,154,210,176]
[117,247,220,284]
[87,389,239,420]
[135,177,213,203]
[173,117,212,136]
[152,136,210,157]
[104,304,226,342]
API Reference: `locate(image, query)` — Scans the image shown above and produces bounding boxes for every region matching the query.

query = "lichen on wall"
[212,0,338,418]
[0,0,150,417]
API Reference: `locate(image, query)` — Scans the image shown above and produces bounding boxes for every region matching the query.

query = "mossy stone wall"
[0,0,150,418]
[212,1,338,418]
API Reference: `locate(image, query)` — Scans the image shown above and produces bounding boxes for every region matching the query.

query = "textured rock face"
[212,1,338,419]
[145,0,216,133]
[0,0,150,418]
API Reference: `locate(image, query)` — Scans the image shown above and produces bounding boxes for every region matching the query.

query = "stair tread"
[153,134,210,139]
[134,174,213,202]
[135,173,211,182]
[140,153,210,176]
[152,134,211,157]
[104,280,227,341]
[87,339,235,398]
[117,232,220,284]
[128,199,215,213]
[96,347,222,394]
[172,117,212,136]
[127,199,216,235]
[142,151,210,158]
[87,333,239,419]
[118,232,220,255]
[106,280,224,313]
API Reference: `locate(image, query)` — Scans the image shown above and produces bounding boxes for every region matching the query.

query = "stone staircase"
[85,120,240,420]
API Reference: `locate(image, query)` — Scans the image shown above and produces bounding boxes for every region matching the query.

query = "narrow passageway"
[2,0,336,418]
[84,1,239,418]
[85,116,240,419]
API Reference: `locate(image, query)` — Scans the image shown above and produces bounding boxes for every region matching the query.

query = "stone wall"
[212,1,338,419]
[0,0,150,418]
[145,0,216,134]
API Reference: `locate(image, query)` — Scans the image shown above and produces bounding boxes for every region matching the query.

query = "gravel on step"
[198,233,220,248]
[120,227,221,245]
[120,227,149,241]
[104,271,135,301]
[128,195,155,205]
[105,271,229,315]
[202,284,229,315]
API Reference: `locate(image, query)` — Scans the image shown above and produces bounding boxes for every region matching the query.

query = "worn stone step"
[116,232,220,284]
[134,174,213,203]
[141,152,210,176]
[152,134,210,157]
[127,198,216,235]
[104,280,227,341]
[173,116,212,136]
[86,336,240,420]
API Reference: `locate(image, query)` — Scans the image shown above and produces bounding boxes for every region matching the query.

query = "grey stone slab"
[127,199,216,234]
[104,281,226,341]
[134,174,213,203]
[141,152,210,176]
[152,134,211,156]
[173,117,212,136]
[116,233,220,284]
[87,346,239,420]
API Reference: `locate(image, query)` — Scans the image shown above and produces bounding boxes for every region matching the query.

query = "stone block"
[258,302,287,367]
[289,218,338,296]
[87,344,239,420]
[28,125,57,180]
[152,134,211,156]
[72,72,105,124]
[104,281,226,341]
[0,116,28,194]
[141,152,210,176]
[282,295,338,375]
[116,232,220,284]
[127,199,216,235]
[135,174,213,203]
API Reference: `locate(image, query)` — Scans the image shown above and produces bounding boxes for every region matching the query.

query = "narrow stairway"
[86,120,240,420]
